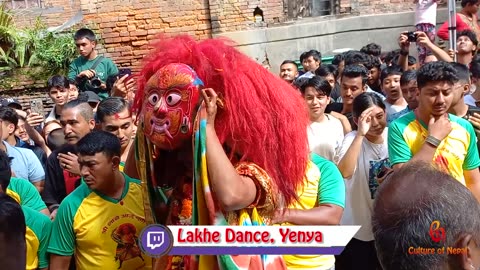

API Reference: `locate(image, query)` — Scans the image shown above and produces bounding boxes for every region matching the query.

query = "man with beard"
[327,64,369,130]
[42,99,95,220]
[279,60,299,84]
[388,61,480,202]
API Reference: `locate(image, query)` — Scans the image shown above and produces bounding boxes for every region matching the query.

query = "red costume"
[131,35,310,270]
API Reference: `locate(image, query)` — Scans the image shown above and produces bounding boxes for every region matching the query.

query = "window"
[284,0,335,19]
[3,0,42,9]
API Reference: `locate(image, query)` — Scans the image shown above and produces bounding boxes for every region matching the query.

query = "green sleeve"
[463,121,480,170]
[11,177,47,211]
[68,59,79,81]
[107,58,119,77]
[47,198,78,256]
[37,212,52,268]
[311,153,345,208]
[22,206,52,268]
[388,121,412,166]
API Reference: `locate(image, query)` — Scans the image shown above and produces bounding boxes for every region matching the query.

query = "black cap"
[0,97,22,110]
[85,91,101,104]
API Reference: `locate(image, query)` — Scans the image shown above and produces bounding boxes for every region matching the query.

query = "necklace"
[366,140,383,160]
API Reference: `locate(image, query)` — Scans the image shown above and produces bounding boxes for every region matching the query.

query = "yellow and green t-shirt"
[47,173,152,270]
[120,161,125,172]
[7,177,47,212]
[23,205,52,270]
[283,153,346,269]
[388,112,480,185]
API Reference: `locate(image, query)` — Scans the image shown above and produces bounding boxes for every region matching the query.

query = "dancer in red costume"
[125,35,311,270]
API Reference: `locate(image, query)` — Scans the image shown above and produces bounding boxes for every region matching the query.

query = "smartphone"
[118,68,132,78]
[30,99,44,116]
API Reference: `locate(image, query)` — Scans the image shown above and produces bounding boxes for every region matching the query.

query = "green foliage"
[0,4,78,88]
[33,31,77,75]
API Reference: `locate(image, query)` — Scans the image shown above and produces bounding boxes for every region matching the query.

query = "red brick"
[147,29,161,35]
[100,22,116,28]
[133,30,148,36]
[132,40,149,46]
[133,49,150,56]
[102,32,120,38]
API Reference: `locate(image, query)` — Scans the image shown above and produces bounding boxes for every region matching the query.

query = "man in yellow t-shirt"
[0,150,52,270]
[48,131,152,269]
[6,177,49,216]
[273,153,346,270]
[388,62,480,201]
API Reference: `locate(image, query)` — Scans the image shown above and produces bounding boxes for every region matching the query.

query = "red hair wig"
[133,35,310,206]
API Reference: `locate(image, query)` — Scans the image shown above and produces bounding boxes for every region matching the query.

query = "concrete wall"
[215,8,452,73]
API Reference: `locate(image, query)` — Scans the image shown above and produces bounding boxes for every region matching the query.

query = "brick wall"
[209,0,285,33]
[80,0,212,72]
[12,0,81,28]
[338,0,417,14]
[6,0,432,86]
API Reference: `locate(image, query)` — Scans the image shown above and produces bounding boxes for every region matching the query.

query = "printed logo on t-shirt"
[368,158,392,199]
[101,214,147,269]
[111,223,145,268]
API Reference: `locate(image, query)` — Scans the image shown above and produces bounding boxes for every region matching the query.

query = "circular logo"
[139,224,173,257]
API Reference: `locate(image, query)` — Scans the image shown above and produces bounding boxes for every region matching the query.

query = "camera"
[407,31,418,42]
[89,76,102,89]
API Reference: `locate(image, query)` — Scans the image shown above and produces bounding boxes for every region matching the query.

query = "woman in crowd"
[335,92,391,270]
[301,76,345,162]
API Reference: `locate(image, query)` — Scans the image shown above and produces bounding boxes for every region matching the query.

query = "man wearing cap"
[84,91,100,112]
[0,98,23,110]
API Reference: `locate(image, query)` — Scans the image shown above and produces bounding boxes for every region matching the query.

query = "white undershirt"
[307,114,344,163]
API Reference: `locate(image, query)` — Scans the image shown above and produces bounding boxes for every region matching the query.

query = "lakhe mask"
[140,63,203,150]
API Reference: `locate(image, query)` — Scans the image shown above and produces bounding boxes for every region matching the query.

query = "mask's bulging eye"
[166,93,181,106]
[148,94,159,105]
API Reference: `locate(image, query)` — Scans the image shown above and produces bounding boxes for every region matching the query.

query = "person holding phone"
[108,69,136,105]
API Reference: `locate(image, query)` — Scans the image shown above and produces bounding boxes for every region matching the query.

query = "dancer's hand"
[201,88,218,125]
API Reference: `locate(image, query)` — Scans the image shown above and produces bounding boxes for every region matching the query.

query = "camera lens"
[90,78,102,89]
